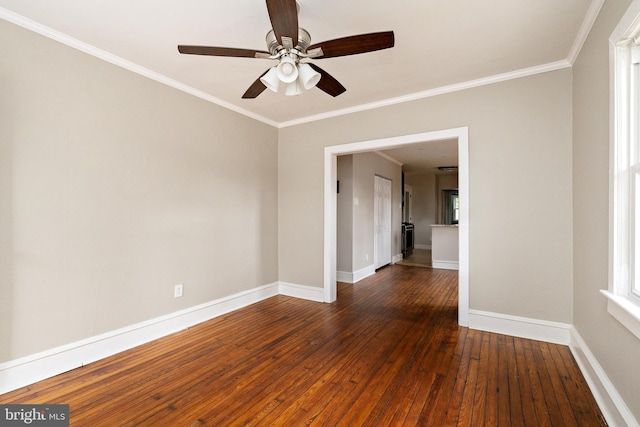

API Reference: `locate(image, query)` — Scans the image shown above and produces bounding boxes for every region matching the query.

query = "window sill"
[600,290,640,340]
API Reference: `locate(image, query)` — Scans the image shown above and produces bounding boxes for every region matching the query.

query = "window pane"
[635,171,640,296]
[633,58,640,164]
[633,48,640,297]
[452,195,459,223]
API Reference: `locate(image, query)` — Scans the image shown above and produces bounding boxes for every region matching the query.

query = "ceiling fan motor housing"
[266,28,312,57]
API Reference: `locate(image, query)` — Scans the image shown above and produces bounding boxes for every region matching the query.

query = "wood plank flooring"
[395,249,432,268]
[0,265,606,426]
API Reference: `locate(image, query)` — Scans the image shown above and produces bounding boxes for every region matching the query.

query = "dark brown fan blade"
[308,31,394,59]
[308,64,346,97]
[178,45,270,58]
[266,0,298,46]
[242,70,269,99]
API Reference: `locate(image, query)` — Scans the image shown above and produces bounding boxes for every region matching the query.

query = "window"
[603,2,640,340]
[441,190,459,225]
[632,44,640,298]
[452,193,460,224]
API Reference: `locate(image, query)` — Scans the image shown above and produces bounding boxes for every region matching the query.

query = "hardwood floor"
[0,266,606,426]
[396,249,432,268]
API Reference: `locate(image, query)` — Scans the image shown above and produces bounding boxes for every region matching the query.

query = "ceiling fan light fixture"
[298,63,321,89]
[285,79,303,96]
[437,166,458,172]
[276,55,299,83]
[260,66,280,92]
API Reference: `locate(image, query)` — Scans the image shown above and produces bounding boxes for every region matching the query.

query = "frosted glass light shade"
[298,63,321,89]
[285,79,303,96]
[276,56,299,83]
[260,67,280,92]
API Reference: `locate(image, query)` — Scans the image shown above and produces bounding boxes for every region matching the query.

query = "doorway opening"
[323,127,469,326]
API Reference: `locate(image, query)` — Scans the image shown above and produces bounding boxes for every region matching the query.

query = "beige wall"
[0,20,279,361]
[572,0,640,420]
[336,155,353,272]
[279,69,574,323]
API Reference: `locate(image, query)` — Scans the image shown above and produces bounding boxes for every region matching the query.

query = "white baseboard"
[468,309,571,345]
[336,270,352,283]
[0,281,303,395]
[432,260,459,270]
[569,327,639,427]
[336,264,376,284]
[278,282,325,302]
[392,253,403,264]
[354,264,376,283]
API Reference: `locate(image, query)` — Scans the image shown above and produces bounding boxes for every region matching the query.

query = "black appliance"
[402,223,414,258]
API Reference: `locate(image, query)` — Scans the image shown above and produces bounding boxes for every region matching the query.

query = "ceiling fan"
[177,0,395,99]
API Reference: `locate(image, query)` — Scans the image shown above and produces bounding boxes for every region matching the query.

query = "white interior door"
[374,175,392,269]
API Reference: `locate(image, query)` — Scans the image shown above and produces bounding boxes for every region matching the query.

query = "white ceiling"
[0,0,598,128]
[380,138,459,175]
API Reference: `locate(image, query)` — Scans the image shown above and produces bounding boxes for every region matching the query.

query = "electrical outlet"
[174,284,183,298]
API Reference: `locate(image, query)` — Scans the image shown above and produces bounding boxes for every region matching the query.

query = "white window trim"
[603,0,640,340]
[601,291,640,339]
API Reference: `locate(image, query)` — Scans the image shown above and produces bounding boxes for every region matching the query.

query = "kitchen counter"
[430,225,459,270]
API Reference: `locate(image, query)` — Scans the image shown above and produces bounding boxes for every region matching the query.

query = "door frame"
[323,127,470,327]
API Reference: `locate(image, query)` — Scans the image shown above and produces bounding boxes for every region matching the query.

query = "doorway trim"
[324,127,470,326]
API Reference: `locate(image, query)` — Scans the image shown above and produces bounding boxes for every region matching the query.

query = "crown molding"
[567,0,606,65]
[278,60,572,128]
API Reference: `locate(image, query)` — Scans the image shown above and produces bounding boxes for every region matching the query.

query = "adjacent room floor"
[396,248,432,268]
